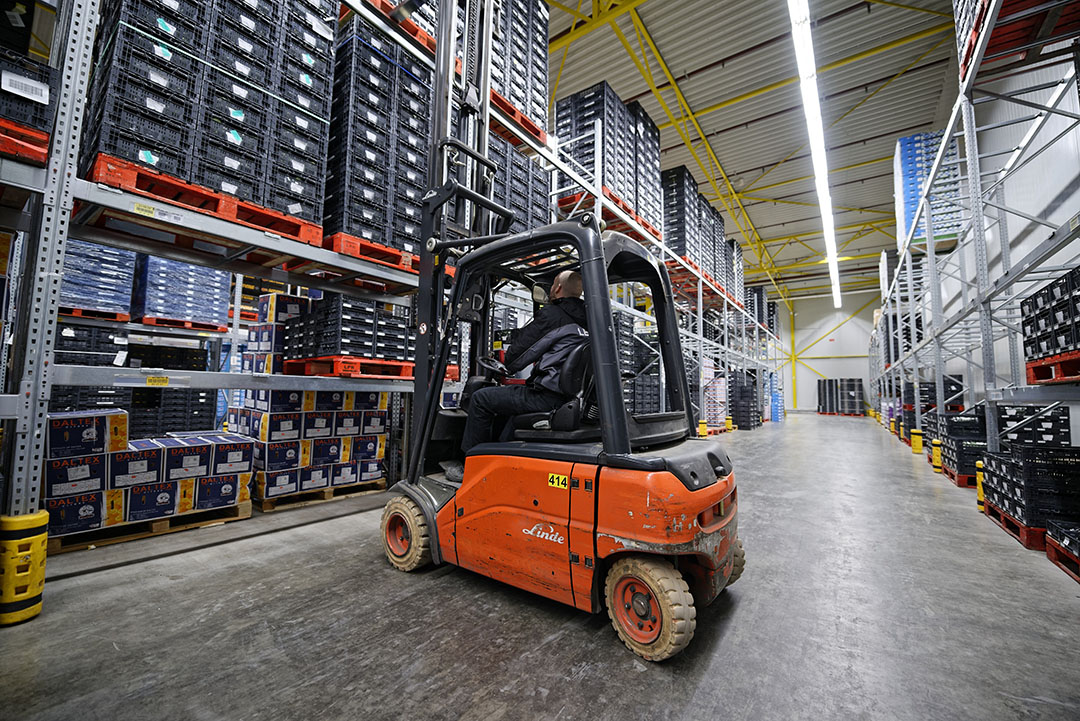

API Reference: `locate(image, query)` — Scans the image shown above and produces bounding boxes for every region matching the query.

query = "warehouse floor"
[3,415,1079,721]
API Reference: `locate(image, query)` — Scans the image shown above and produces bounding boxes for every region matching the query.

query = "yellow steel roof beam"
[610,11,793,308]
[548,0,651,52]
[546,0,589,21]
[655,22,953,131]
[864,0,952,17]
[745,252,881,276]
[712,156,893,200]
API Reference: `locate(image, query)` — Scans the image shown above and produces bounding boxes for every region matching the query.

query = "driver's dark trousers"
[461,385,565,453]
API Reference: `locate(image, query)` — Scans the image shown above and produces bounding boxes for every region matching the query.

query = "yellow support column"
[910,428,923,454]
[975,460,985,512]
[698,420,708,438]
[932,439,942,473]
[725,416,733,432]
[0,510,49,625]
[889,418,895,434]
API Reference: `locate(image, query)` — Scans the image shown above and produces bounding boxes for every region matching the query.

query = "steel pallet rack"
[869,1,1080,453]
[0,0,423,518]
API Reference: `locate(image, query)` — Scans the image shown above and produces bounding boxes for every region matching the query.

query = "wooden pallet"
[85,154,323,246]
[0,117,49,166]
[323,232,417,272]
[59,306,131,322]
[942,464,977,488]
[284,355,460,381]
[46,501,252,554]
[983,500,1046,551]
[1045,536,1080,585]
[1025,349,1080,385]
[350,0,437,53]
[140,316,229,332]
[255,479,388,513]
[557,188,663,243]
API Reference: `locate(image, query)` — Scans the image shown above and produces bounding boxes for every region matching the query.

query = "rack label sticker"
[145,376,169,387]
[131,202,183,225]
[547,473,568,490]
[2,70,48,105]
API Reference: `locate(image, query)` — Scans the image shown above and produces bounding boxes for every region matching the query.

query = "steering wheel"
[477,355,508,376]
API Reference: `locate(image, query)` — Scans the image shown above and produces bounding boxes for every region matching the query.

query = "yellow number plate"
[145,376,169,387]
[547,473,568,489]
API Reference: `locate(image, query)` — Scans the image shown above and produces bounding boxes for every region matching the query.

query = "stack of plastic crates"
[893,130,962,246]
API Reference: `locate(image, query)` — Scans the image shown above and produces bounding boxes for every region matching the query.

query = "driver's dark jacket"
[505,296,589,395]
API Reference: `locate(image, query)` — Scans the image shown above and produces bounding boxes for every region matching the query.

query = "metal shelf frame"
[868,4,1080,455]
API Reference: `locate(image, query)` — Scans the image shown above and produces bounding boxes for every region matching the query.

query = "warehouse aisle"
[2,416,1079,721]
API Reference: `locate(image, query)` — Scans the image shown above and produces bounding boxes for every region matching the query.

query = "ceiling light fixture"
[787,0,842,308]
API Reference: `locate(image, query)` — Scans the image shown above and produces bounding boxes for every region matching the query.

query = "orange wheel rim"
[385,512,411,557]
[613,575,661,644]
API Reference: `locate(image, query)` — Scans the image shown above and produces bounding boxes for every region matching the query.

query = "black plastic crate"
[276,69,332,122]
[208,5,278,62]
[264,179,323,224]
[192,162,264,203]
[200,74,275,135]
[206,32,274,88]
[95,22,203,95]
[196,110,270,162]
[87,98,193,154]
[0,48,57,133]
[102,0,208,53]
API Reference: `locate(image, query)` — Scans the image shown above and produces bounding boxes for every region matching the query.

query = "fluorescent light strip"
[787,0,842,308]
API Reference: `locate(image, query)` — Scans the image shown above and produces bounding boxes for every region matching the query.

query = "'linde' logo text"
[522,524,565,545]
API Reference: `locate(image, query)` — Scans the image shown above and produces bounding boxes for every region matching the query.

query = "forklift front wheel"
[380,496,432,572]
[605,556,696,662]
[726,537,745,588]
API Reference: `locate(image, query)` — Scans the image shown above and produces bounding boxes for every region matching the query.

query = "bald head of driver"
[551,270,583,300]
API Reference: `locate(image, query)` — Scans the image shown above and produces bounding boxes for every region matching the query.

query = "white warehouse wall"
[782,291,877,412]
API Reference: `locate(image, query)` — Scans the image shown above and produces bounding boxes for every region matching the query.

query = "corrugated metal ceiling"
[547,0,958,298]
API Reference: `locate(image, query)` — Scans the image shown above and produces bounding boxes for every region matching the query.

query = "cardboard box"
[44,454,106,497]
[253,389,304,413]
[250,411,303,442]
[155,437,212,481]
[46,409,128,459]
[353,392,388,410]
[127,481,178,521]
[362,410,388,434]
[299,465,331,491]
[45,492,106,536]
[255,469,300,499]
[196,475,241,509]
[302,437,350,467]
[357,460,385,482]
[178,478,195,514]
[331,462,358,487]
[303,411,335,439]
[252,353,283,374]
[351,435,386,460]
[334,410,364,436]
[254,440,302,471]
[108,439,163,488]
[203,434,254,475]
[256,323,286,353]
[303,390,354,412]
[258,293,308,323]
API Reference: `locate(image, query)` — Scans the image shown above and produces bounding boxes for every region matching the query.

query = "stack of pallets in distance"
[728,370,761,430]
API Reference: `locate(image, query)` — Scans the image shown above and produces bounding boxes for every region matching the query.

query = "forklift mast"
[408,0,512,478]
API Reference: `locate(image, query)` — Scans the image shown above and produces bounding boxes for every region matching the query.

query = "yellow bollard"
[698,420,708,438]
[889,418,895,434]
[932,439,942,473]
[725,416,733,432]
[910,428,923,454]
[898,422,904,441]
[0,510,49,625]
[975,460,985,512]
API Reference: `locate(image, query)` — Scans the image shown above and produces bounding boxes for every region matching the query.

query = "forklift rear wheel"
[726,537,745,587]
[381,496,431,572]
[605,556,696,662]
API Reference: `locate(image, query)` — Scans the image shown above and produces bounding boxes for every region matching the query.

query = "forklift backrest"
[557,340,592,398]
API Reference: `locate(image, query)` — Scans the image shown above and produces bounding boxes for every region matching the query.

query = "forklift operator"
[448,270,588,479]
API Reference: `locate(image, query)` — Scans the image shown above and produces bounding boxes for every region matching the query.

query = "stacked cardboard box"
[228,389,388,499]
[42,409,254,537]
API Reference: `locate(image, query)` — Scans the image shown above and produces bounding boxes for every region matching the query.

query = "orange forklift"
[379,0,743,661]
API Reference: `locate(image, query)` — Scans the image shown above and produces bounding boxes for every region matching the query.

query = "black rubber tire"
[380,496,432,572]
[726,537,745,587]
[605,555,696,662]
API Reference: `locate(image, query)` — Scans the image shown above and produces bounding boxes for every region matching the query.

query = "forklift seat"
[511,340,601,442]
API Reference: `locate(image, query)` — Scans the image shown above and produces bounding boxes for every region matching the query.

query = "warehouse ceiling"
[546,0,958,307]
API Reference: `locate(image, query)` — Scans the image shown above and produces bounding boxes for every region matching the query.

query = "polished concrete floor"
[3,415,1079,720]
